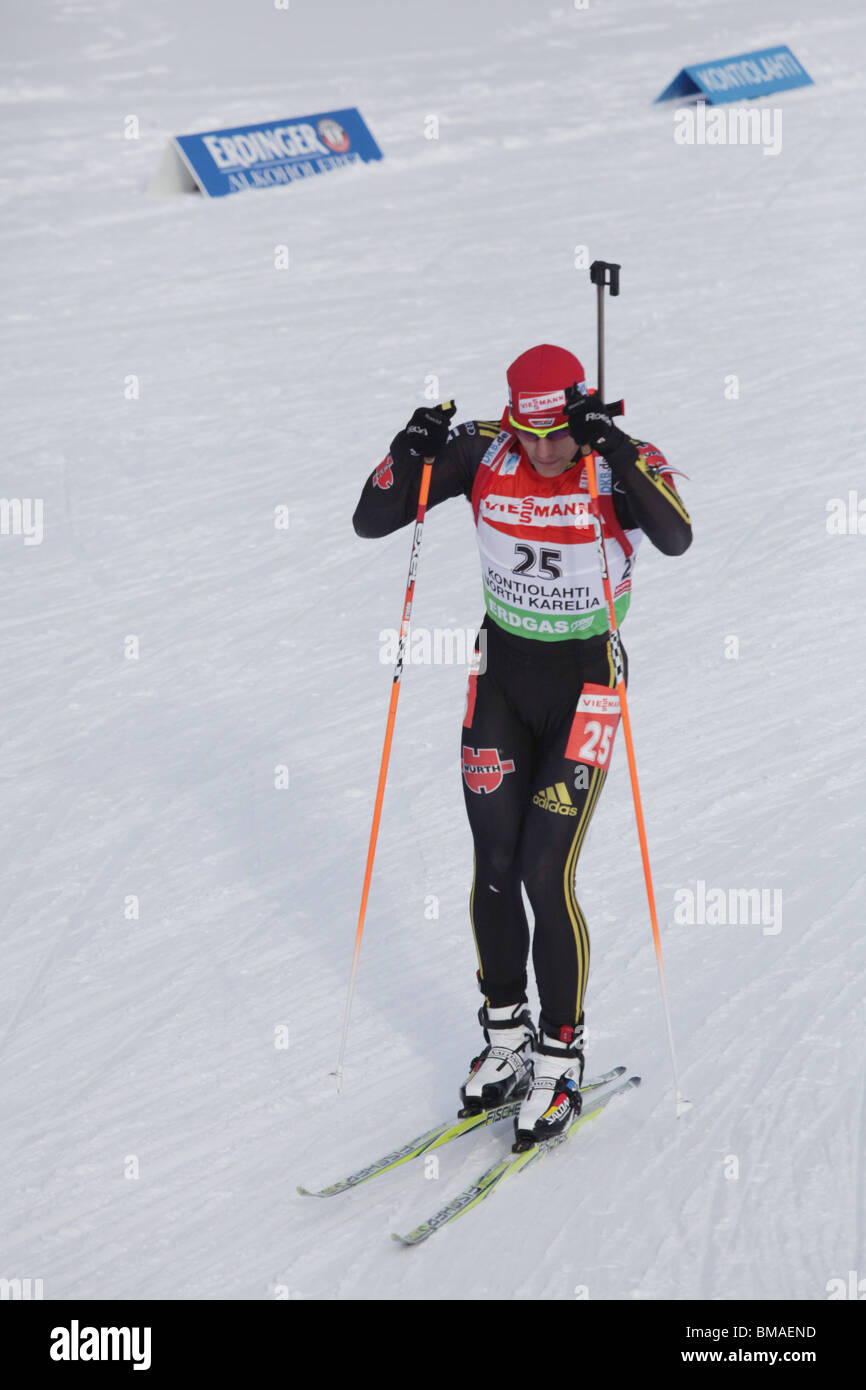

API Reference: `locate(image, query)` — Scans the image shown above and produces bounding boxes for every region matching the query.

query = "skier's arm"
[565,391,692,555]
[352,419,480,539]
[607,438,693,556]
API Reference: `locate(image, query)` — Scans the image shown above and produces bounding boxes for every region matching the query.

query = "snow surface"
[1,0,865,1301]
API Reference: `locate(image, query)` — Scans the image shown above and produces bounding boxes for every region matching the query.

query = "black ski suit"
[353,417,691,1035]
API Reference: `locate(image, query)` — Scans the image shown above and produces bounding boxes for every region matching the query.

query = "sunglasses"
[509,415,572,441]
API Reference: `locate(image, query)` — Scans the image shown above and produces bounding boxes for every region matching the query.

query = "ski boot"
[513,1022,585,1151]
[458,1002,536,1117]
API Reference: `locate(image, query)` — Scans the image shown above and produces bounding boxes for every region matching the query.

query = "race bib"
[463,650,481,728]
[564,684,621,767]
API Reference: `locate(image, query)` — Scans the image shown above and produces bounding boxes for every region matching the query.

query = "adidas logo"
[532,782,578,815]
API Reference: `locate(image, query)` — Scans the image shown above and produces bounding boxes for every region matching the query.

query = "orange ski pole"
[587,260,689,1115]
[335,404,455,1090]
[583,451,688,1116]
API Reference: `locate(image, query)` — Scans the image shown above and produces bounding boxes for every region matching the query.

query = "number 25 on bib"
[565,684,622,768]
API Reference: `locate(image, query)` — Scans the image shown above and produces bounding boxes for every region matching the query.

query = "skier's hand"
[564,385,633,460]
[400,401,457,459]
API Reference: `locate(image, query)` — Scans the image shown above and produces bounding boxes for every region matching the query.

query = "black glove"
[399,402,457,459]
[564,385,636,463]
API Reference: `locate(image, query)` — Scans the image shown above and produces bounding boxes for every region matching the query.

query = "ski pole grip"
[590,260,620,296]
[422,399,456,467]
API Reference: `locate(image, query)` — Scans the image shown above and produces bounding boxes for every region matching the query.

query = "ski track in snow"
[1,0,864,1300]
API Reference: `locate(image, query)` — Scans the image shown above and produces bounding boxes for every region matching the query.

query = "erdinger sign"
[147,107,383,198]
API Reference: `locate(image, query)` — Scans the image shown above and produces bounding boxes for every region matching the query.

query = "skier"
[352,344,691,1148]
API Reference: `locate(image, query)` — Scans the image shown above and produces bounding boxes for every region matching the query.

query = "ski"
[391,1073,640,1246]
[297,1065,626,1198]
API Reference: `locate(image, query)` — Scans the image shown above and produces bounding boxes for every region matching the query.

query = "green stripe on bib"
[483,585,629,640]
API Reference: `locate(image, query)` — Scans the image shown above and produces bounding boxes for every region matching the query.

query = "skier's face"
[517,428,579,477]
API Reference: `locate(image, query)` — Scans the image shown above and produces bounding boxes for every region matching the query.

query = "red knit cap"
[506,344,586,430]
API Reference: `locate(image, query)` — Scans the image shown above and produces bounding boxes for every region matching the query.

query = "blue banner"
[656,46,813,105]
[172,108,383,197]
